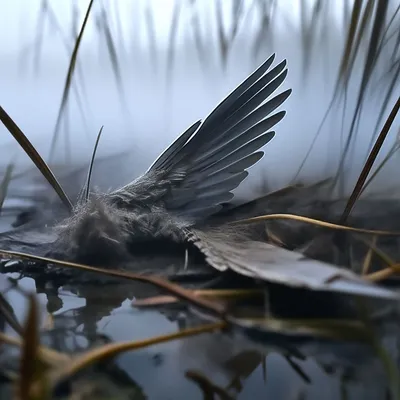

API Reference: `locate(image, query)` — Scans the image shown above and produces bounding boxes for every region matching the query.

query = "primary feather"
[109,53,291,221]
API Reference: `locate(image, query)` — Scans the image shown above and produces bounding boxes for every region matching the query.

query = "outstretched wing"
[188,229,400,300]
[110,54,291,221]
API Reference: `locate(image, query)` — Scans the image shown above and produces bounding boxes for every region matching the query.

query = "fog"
[1,0,398,200]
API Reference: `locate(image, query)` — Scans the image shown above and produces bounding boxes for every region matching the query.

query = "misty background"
[0,0,399,203]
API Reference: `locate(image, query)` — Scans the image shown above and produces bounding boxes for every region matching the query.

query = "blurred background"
[0,0,399,201]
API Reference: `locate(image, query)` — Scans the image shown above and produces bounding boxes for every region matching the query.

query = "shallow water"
[1,254,398,399]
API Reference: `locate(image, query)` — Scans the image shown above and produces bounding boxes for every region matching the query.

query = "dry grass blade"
[71,1,79,38]
[340,94,400,223]
[378,4,400,60]
[354,234,394,266]
[50,322,227,389]
[336,0,367,87]
[231,213,400,236]
[300,0,323,79]
[252,0,275,61]
[358,142,400,198]
[335,0,391,185]
[0,161,15,212]
[393,14,400,57]
[133,295,181,307]
[166,1,182,85]
[374,342,400,400]
[362,236,377,275]
[97,6,128,111]
[110,0,126,60]
[345,0,375,86]
[0,249,226,316]
[190,2,208,73]
[230,0,245,38]
[18,294,49,400]
[49,0,94,161]
[215,0,229,68]
[32,0,48,76]
[365,263,400,282]
[32,0,92,141]
[0,293,23,335]
[145,2,158,73]
[0,330,69,366]
[367,2,400,145]
[370,56,400,147]
[84,126,103,202]
[0,105,72,212]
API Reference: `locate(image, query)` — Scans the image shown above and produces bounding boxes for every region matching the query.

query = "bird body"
[47,53,291,265]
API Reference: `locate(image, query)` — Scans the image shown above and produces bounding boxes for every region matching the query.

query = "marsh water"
[1,1,400,398]
[2,249,397,400]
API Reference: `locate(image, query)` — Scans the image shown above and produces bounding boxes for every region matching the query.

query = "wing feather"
[111,54,291,221]
[188,229,400,300]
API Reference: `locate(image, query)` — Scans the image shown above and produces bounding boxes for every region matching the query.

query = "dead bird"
[1,53,399,302]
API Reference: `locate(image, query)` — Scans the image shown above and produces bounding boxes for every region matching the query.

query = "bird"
[1,53,399,302]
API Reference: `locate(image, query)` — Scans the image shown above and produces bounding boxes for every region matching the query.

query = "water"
[1,1,400,398]
[1,272,395,399]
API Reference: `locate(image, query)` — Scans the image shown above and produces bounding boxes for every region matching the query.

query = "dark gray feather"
[189,133,275,175]
[109,54,291,221]
[185,152,265,186]
[198,53,276,131]
[149,120,202,171]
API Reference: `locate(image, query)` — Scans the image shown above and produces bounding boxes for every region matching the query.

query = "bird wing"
[109,54,291,221]
[188,228,400,300]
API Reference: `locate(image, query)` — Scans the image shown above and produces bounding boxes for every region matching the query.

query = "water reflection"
[1,264,398,399]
